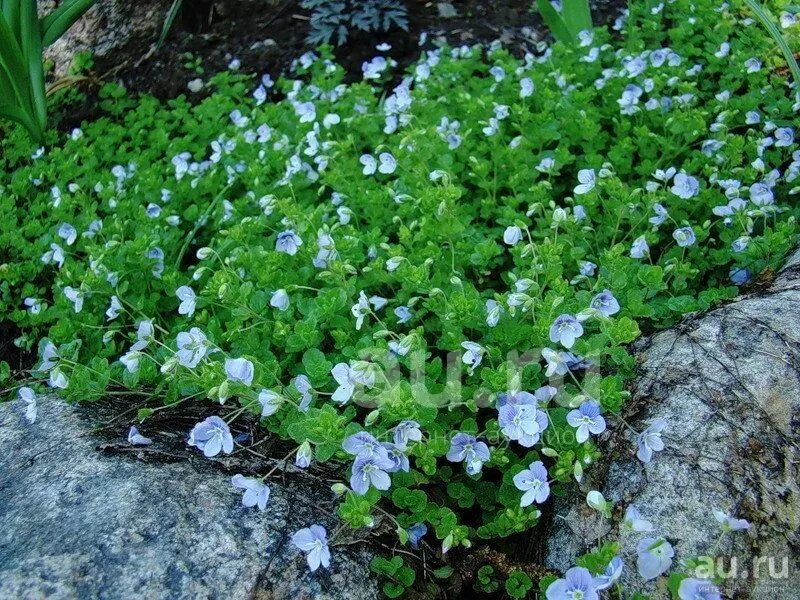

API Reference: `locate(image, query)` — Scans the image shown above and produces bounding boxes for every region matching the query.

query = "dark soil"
[97,0,626,100]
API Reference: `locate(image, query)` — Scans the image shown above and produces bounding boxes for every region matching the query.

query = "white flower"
[574,169,596,195]
[176,286,197,317]
[386,256,404,272]
[271,289,290,311]
[331,362,358,403]
[486,299,502,327]
[106,296,123,321]
[225,358,255,386]
[63,286,84,313]
[120,351,141,373]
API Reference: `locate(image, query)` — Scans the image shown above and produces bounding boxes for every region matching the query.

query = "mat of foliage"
[1,0,799,596]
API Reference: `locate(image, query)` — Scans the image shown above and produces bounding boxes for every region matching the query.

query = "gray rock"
[41,0,169,76]
[0,400,378,600]
[545,250,800,599]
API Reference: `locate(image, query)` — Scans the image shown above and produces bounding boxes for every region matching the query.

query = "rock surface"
[545,251,800,599]
[0,400,378,600]
[41,0,170,76]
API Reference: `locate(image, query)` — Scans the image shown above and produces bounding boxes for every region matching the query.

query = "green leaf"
[536,0,573,45]
[562,0,592,37]
[40,0,96,48]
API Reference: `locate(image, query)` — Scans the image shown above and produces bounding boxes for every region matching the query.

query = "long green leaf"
[536,0,574,45]
[21,0,46,131]
[1,1,20,39]
[0,101,39,138]
[40,0,95,48]
[562,0,592,38]
[157,0,183,50]
[0,13,33,113]
[744,0,800,88]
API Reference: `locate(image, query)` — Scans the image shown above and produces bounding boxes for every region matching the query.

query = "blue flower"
[127,426,153,445]
[350,453,394,495]
[566,401,606,443]
[593,556,623,590]
[590,290,620,317]
[176,327,209,368]
[673,226,696,248]
[631,235,649,258]
[649,203,668,225]
[276,230,303,255]
[498,404,548,447]
[503,225,523,246]
[574,169,596,195]
[231,474,270,511]
[460,341,485,375]
[549,314,584,349]
[407,523,427,549]
[446,432,490,474]
[713,509,750,532]
[188,416,233,457]
[296,441,312,468]
[671,173,700,199]
[176,285,196,317]
[258,389,284,417]
[513,460,550,506]
[342,431,386,459]
[729,267,751,286]
[18,387,37,423]
[636,537,674,580]
[382,443,410,473]
[270,289,290,311]
[542,348,571,376]
[622,504,654,532]
[225,357,254,386]
[678,578,721,600]
[394,305,413,324]
[292,525,330,571]
[546,566,598,600]
[637,418,667,463]
[393,420,422,450]
[485,299,503,327]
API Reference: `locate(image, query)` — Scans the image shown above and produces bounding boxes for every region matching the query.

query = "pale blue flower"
[678,578,722,600]
[106,296,122,321]
[271,289,290,311]
[513,460,550,506]
[566,401,606,443]
[19,387,37,423]
[671,173,700,199]
[176,327,208,368]
[590,290,620,317]
[499,404,548,447]
[485,299,502,327]
[461,341,485,374]
[673,226,696,247]
[350,453,394,494]
[749,182,774,205]
[293,375,313,411]
[58,223,77,245]
[63,286,84,313]
[631,235,649,258]
[637,418,667,462]
[351,291,370,330]
[520,77,535,98]
[296,441,312,468]
[549,314,583,349]
[504,225,523,246]
[231,474,270,510]
[258,389,283,417]
[127,426,152,445]
[188,416,233,457]
[41,242,65,268]
[730,268,751,286]
[24,297,42,315]
[546,567,598,600]
[623,504,654,532]
[593,557,623,590]
[292,525,330,571]
[394,305,412,324]
[176,285,196,317]
[574,169,596,195]
[446,432,490,474]
[225,357,254,386]
[393,421,422,450]
[775,127,794,147]
[713,509,750,532]
[579,261,597,277]
[649,203,668,225]
[636,537,674,580]
[120,351,141,373]
[343,431,387,459]
[382,443,410,473]
[542,348,570,377]
[131,320,154,352]
[276,230,303,255]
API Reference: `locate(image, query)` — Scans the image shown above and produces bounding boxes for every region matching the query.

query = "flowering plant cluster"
[1,0,798,595]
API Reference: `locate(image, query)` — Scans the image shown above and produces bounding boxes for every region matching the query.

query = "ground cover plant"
[1,0,799,597]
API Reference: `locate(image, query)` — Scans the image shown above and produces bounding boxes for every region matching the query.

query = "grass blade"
[21,0,46,132]
[562,0,592,37]
[157,0,183,50]
[744,0,800,89]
